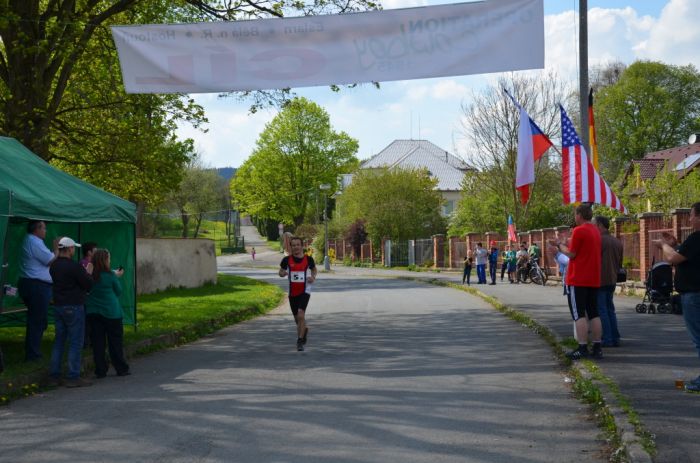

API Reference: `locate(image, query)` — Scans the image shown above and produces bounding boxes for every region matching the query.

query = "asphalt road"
[0,267,605,463]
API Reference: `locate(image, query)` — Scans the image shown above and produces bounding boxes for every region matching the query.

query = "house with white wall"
[350,139,473,216]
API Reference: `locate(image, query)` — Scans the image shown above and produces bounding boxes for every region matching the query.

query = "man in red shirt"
[279,237,317,351]
[553,204,603,360]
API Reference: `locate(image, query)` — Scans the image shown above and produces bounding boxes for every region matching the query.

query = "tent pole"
[0,192,13,312]
[132,222,138,332]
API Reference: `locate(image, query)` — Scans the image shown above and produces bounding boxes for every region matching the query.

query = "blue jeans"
[462,266,471,284]
[597,285,620,345]
[476,264,486,283]
[681,292,700,361]
[489,262,497,283]
[50,305,86,379]
[18,278,52,361]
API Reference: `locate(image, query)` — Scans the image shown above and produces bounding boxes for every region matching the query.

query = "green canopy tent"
[0,137,137,326]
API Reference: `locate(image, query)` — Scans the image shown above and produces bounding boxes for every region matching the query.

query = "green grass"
[0,275,284,394]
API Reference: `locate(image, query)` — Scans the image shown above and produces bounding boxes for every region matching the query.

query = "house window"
[442,200,455,216]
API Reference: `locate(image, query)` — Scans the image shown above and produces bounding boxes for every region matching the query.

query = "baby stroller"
[635,261,679,314]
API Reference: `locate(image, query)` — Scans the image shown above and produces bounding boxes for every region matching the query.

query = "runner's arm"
[279,257,289,277]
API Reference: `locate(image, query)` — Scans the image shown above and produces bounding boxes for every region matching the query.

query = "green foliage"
[167,159,229,237]
[337,167,446,243]
[0,0,378,205]
[231,97,359,226]
[453,73,572,235]
[449,166,571,235]
[596,61,700,180]
[620,163,700,215]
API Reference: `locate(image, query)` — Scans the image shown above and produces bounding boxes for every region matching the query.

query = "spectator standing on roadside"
[515,244,529,283]
[79,241,97,348]
[474,243,488,284]
[79,242,97,269]
[553,204,603,361]
[48,237,93,387]
[528,242,541,260]
[86,249,130,379]
[18,221,57,361]
[488,242,499,285]
[594,216,623,347]
[653,201,700,393]
[462,250,473,285]
[500,246,510,281]
[506,245,517,283]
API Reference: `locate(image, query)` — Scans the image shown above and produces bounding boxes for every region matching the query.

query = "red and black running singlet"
[287,255,311,297]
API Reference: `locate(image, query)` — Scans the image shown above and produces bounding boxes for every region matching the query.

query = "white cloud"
[431,80,468,100]
[636,0,700,65]
[177,102,276,168]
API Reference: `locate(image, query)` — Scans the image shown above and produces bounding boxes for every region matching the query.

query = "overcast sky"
[175,0,700,168]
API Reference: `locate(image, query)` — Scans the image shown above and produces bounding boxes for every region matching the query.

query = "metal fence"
[414,239,434,267]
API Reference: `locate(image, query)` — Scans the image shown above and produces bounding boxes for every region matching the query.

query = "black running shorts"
[566,286,599,321]
[289,293,310,316]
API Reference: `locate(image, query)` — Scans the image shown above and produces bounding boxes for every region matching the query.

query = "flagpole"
[579,0,590,153]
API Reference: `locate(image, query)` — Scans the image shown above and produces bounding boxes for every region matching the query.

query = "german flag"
[588,88,599,171]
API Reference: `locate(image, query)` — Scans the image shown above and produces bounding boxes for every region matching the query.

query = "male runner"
[279,237,317,351]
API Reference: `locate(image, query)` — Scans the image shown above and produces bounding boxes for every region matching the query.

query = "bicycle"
[528,257,548,286]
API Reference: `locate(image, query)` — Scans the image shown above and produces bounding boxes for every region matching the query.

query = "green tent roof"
[0,137,136,222]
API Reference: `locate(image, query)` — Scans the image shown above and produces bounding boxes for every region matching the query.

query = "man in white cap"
[48,237,94,387]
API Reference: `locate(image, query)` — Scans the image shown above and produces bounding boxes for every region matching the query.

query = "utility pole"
[320,184,331,270]
[579,0,590,154]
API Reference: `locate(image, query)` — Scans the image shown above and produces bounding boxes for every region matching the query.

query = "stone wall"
[136,238,217,295]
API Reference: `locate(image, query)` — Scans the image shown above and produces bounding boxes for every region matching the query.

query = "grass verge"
[400,276,654,462]
[0,274,284,403]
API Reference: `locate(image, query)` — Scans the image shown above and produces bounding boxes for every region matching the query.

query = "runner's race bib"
[290,271,306,282]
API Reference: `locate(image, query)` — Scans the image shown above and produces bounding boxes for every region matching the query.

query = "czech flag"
[507,215,517,243]
[504,89,554,204]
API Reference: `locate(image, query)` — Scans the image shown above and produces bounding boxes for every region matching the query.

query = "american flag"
[560,105,627,213]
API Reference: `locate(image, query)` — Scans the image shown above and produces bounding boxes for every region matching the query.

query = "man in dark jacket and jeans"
[594,216,624,347]
[49,237,93,387]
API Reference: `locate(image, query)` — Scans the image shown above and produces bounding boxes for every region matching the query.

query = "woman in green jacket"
[86,249,130,378]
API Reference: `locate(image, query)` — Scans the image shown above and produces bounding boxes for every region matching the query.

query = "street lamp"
[319,184,331,270]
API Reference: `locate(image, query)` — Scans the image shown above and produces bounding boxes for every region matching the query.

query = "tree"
[595,61,700,180]
[0,0,379,161]
[337,167,446,244]
[168,158,226,238]
[620,164,700,215]
[345,219,368,258]
[231,97,359,228]
[453,73,572,234]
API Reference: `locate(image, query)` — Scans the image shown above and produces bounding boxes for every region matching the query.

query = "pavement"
[221,225,700,463]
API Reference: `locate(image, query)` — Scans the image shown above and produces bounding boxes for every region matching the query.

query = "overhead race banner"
[112,0,544,94]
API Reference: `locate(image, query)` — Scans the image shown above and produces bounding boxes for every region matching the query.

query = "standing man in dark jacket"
[594,216,624,347]
[49,237,93,387]
[654,202,700,393]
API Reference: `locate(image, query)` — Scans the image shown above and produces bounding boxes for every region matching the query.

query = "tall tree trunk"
[180,209,189,238]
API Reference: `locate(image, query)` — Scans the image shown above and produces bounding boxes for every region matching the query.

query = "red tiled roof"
[631,158,666,180]
[644,142,700,166]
